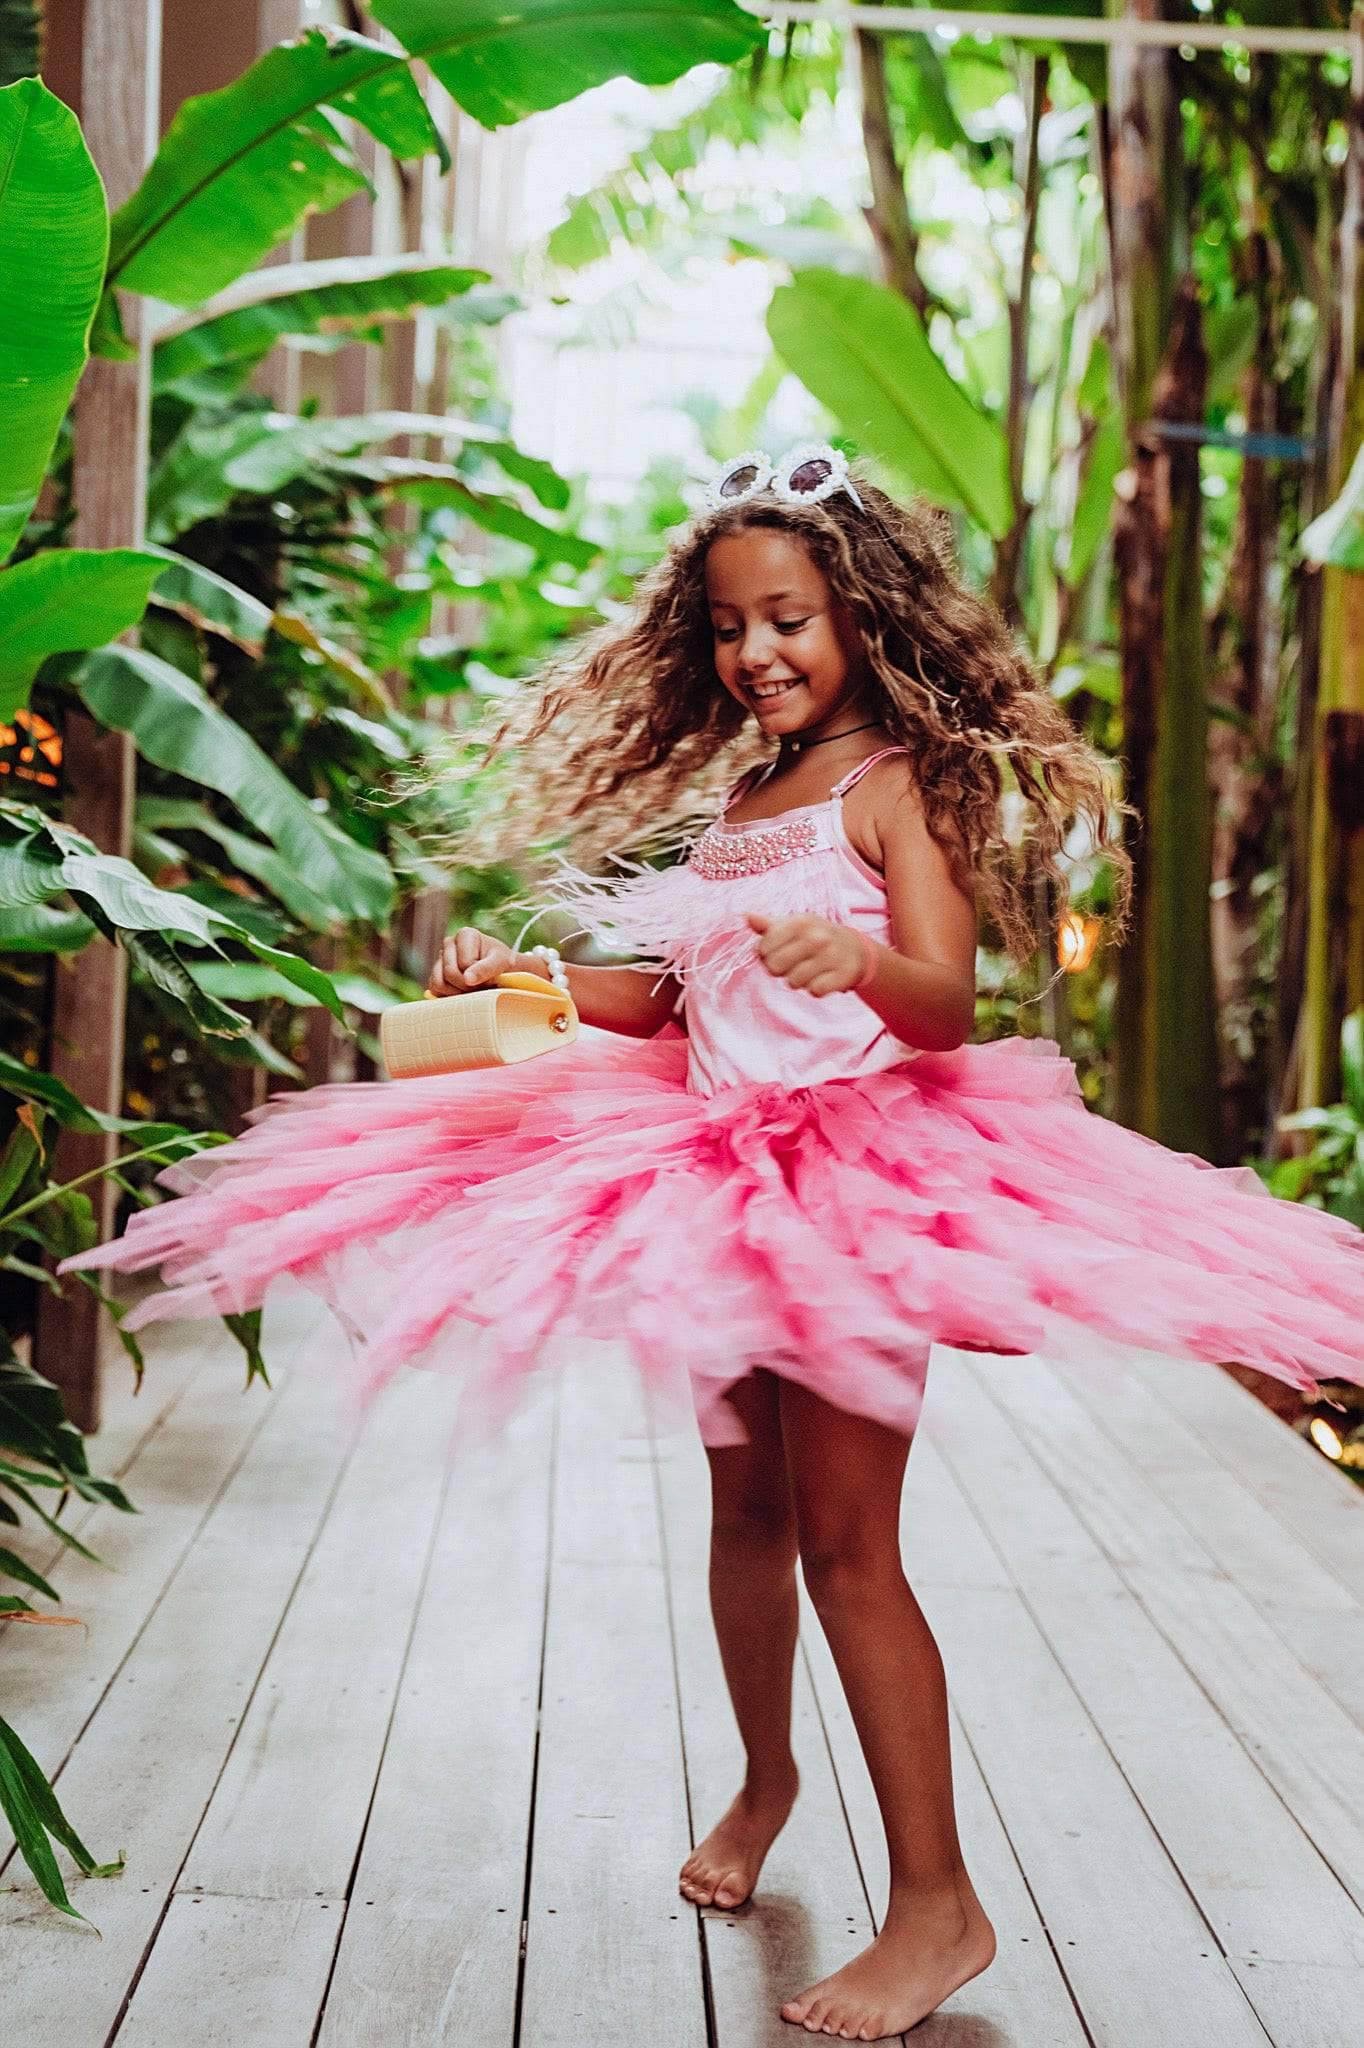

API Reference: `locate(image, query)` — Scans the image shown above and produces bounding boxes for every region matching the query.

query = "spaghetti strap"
[830,746,910,798]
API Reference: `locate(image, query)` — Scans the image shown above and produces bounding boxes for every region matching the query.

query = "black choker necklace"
[781,720,880,756]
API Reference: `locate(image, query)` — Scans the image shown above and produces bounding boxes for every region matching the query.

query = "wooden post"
[34,0,162,1432]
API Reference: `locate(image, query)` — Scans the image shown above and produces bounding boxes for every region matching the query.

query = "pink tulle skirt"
[63,1027,1364,1449]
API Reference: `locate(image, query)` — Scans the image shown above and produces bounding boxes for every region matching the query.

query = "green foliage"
[369,0,764,129]
[0,799,349,1026]
[107,4,761,310]
[0,549,163,715]
[1269,1012,1364,1227]
[0,1710,126,1925]
[0,80,107,562]
[106,29,447,305]
[151,257,488,400]
[767,268,1014,538]
[75,645,396,924]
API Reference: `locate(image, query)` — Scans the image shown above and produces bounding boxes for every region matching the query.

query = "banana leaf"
[0,548,162,716]
[74,644,395,923]
[104,6,761,308]
[145,547,272,655]
[0,79,108,562]
[151,255,488,398]
[136,797,340,932]
[767,268,1013,541]
[369,0,763,129]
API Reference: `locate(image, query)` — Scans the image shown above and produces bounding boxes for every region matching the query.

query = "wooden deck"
[2,1290,1362,2046]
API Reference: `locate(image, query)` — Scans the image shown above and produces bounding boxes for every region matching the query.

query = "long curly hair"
[440,474,1131,964]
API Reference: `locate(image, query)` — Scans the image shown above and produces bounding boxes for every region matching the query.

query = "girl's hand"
[747,912,870,997]
[427,928,541,997]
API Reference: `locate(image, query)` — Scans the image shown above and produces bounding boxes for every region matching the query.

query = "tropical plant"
[1,1,770,1921]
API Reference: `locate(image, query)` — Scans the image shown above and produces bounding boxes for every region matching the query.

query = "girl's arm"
[429,931,681,1038]
[553,959,683,1038]
[747,762,978,1053]
[859,793,977,1051]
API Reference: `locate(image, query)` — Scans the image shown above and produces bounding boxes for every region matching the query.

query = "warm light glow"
[1057,911,1101,973]
[1309,1416,1344,1461]
[0,708,61,788]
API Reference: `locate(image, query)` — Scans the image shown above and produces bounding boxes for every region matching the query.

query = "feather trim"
[534,830,851,992]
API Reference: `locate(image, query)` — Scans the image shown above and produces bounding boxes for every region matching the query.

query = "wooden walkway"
[2,1289,1362,2046]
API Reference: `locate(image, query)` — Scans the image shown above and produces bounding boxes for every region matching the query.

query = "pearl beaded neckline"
[688,812,822,880]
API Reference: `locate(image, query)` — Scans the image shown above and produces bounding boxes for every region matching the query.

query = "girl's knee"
[798,1537,906,1611]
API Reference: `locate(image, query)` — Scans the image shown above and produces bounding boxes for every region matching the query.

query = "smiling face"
[705,528,872,741]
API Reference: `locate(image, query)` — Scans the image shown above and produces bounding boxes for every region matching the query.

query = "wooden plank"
[650,1394,883,2048]
[1124,1348,1364,1592]
[1227,1959,1364,2048]
[34,0,163,1432]
[516,1351,706,2048]
[0,1294,323,1870]
[176,1369,461,1900]
[926,1583,1272,2046]
[115,1896,340,2048]
[0,1329,371,2044]
[1050,1355,1364,1724]
[314,1383,555,2047]
[960,1353,1364,1930]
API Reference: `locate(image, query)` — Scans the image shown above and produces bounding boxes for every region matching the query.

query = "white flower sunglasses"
[704,441,865,513]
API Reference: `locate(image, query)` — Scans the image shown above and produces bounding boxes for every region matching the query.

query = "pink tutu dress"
[61,749,1364,1447]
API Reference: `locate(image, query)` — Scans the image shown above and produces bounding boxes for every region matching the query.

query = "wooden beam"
[34,0,162,1433]
[745,3,1355,58]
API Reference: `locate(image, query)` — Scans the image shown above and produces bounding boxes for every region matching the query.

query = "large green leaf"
[107,7,761,306]
[767,269,1014,540]
[136,797,340,932]
[3,810,349,1025]
[376,465,598,567]
[1301,441,1364,573]
[151,257,488,398]
[371,0,763,129]
[0,80,108,562]
[0,549,162,716]
[144,547,272,655]
[74,645,395,922]
[107,29,446,306]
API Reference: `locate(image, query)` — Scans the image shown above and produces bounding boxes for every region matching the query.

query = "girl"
[64,446,1364,2043]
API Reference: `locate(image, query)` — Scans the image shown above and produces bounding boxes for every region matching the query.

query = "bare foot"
[780,1883,996,2039]
[679,1769,800,1909]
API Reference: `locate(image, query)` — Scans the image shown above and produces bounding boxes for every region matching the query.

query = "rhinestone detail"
[688,814,821,880]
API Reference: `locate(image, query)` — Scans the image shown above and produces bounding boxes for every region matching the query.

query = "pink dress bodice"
[545,747,920,1098]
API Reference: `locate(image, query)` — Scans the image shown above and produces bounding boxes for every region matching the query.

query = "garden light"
[1308,1416,1345,1461]
[1056,912,1101,973]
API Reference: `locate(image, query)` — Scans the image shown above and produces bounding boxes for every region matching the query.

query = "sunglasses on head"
[705,442,865,513]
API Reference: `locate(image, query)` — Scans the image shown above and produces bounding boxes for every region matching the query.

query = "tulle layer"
[63,1027,1364,1446]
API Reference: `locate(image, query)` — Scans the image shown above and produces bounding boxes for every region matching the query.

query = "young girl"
[64,446,1364,2043]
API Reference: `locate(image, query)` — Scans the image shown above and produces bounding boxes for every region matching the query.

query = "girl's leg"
[679,1366,803,1909]
[776,1375,995,2040]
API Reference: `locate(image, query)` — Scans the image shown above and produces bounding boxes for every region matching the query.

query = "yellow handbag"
[379,972,578,1079]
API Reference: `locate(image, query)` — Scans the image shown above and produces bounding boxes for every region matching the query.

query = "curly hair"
[438,474,1131,964]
